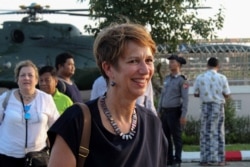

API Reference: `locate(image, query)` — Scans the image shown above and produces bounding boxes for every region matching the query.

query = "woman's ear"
[102,62,113,78]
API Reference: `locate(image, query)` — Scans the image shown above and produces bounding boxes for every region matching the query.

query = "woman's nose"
[139,61,151,74]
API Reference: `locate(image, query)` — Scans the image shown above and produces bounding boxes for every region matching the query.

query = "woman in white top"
[0,60,59,167]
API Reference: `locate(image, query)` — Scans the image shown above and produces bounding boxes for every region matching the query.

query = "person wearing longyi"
[193,57,230,166]
[0,60,59,167]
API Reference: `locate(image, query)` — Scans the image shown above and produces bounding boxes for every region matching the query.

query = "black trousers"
[0,153,25,167]
[160,107,182,164]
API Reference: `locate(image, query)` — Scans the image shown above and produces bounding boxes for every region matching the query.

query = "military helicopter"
[0,3,100,90]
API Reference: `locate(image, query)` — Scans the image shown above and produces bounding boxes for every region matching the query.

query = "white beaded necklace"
[100,95,137,140]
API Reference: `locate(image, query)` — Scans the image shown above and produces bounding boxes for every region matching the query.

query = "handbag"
[75,102,91,167]
[25,148,49,167]
[18,90,49,167]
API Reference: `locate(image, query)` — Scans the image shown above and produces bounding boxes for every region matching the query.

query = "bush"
[233,116,250,143]
[183,117,200,145]
[225,98,237,143]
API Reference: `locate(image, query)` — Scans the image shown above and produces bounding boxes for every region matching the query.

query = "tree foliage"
[82,0,224,52]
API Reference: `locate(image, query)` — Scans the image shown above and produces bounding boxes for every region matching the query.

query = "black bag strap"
[19,90,49,155]
[2,90,12,110]
[18,90,29,150]
[57,78,66,93]
[75,102,91,167]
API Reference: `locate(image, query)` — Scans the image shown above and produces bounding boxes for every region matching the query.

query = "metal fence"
[156,43,250,86]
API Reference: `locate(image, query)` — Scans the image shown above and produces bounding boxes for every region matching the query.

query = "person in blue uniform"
[158,54,189,167]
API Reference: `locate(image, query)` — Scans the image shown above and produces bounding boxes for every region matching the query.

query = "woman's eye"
[28,74,34,78]
[146,58,154,64]
[129,59,139,64]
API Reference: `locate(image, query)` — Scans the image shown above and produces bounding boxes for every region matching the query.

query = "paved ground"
[182,161,250,166]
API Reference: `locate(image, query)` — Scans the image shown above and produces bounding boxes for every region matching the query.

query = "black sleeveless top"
[48,99,168,167]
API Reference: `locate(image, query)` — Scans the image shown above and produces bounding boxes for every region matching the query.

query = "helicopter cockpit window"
[11,29,25,43]
[68,27,72,32]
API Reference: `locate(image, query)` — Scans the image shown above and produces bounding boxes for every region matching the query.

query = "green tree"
[81,0,224,52]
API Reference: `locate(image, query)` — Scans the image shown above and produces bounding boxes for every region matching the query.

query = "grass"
[183,144,250,152]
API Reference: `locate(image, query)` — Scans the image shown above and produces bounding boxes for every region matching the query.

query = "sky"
[0,0,250,39]
[199,0,250,39]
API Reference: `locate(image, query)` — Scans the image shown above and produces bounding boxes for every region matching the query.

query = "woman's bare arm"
[48,135,76,167]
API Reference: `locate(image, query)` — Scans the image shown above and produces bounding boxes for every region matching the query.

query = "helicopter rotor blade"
[0,11,92,17]
[0,9,18,11]
[53,11,91,17]
[49,9,90,12]
[0,11,27,15]
[67,13,92,17]
[185,6,212,9]
[0,4,93,21]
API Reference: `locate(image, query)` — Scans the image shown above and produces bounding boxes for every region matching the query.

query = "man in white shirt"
[90,76,157,115]
[193,57,231,166]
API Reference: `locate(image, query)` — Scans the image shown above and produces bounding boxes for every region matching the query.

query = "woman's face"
[18,66,38,91]
[109,41,154,99]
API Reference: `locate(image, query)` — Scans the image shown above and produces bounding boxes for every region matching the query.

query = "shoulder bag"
[25,148,49,167]
[75,102,92,167]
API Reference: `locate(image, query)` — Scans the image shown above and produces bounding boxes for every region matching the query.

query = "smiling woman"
[47,23,168,167]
